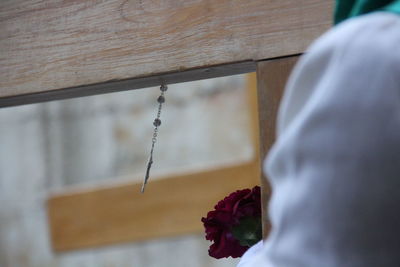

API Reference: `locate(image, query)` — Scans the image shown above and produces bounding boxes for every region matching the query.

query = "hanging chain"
[141,84,167,193]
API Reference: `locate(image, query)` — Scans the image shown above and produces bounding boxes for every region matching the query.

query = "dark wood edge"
[0,61,256,108]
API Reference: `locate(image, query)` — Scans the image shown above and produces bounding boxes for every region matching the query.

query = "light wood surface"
[256,56,299,237]
[0,0,333,107]
[47,161,259,251]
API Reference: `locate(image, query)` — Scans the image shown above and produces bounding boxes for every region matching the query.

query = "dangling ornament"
[141,84,168,193]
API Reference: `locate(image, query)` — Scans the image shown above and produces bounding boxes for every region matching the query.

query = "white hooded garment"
[238,12,400,267]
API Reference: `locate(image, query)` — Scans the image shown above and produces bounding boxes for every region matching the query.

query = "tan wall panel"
[48,162,259,251]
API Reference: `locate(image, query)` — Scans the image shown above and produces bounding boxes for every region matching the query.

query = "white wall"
[0,74,252,267]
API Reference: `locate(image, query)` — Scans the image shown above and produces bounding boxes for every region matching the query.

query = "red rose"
[201,186,262,259]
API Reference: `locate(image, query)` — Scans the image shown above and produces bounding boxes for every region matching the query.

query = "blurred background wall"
[0,74,253,267]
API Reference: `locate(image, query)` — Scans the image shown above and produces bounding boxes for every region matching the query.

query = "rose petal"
[202,186,262,259]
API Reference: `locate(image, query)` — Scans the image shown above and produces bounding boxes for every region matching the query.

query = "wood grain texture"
[47,161,259,251]
[0,0,333,106]
[256,56,298,237]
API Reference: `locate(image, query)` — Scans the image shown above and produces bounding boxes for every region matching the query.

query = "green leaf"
[231,216,262,247]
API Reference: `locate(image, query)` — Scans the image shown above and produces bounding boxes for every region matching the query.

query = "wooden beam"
[0,0,333,107]
[256,56,298,237]
[47,161,259,251]
[0,61,255,107]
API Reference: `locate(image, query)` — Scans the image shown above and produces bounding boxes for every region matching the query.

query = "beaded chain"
[141,84,167,193]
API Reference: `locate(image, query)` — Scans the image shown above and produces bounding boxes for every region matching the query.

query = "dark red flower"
[201,186,261,259]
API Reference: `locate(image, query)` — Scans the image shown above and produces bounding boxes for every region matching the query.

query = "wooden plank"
[256,56,298,237]
[247,71,266,235]
[47,161,259,251]
[0,0,333,107]
[247,72,260,160]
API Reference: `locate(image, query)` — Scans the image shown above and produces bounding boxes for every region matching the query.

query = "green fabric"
[335,0,400,24]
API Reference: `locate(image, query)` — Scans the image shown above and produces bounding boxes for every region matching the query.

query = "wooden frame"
[0,1,332,107]
[1,0,333,252]
[47,61,297,251]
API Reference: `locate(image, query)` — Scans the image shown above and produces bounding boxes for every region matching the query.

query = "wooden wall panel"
[47,161,259,251]
[256,56,298,237]
[0,0,333,107]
